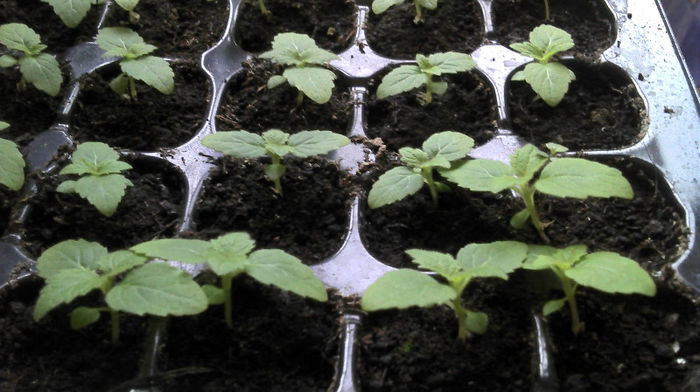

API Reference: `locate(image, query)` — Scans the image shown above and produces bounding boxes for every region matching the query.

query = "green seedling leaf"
[529,24,575,59]
[267,75,287,89]
[130,238,211,263]
[0,23,42,52]
[367,166,423,208]
[37,239,107,279]
[510,208,530,229]
[97,27,146,58]
[34,269,104,321]
[0,138,25,191]
[18,53,63,96]
[247,249,328,301]
[440,159,521,192]
[456,241,528,279]
[404,249,460,277]
[42,0,93,28]
[372,0,404,14]
[566,252,656,296]
[542,298,566,316]
[60,142,129,175]
[0,54,18,67]
[282,67,336,104]
[70,306,101,329]
[371,0,438,21]
[106,262,208,316]
[288,130,350,157]
[422,131,475,162]
[536,158,634,199]
[510,143,548,179]
[260,33,338,66]
[519,62,575,107]
[201,131,266,158]
[205,232,256,276]
[72,174,133,217]
[427,52,476,74]
[361,269,455,311]
[96,250,148,277]
[115,0,139,11]
[120,56,174,95]
[377,65,427,99]
[202,284,225,305]
[0,121,9,130]
[464,310,488,334]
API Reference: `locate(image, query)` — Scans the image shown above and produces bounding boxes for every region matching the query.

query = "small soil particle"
[0,188,11,236]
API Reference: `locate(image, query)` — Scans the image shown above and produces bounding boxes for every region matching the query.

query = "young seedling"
[259,33,339,106]
[131,232,328,328]
[525,244,656,334]
[257,0,271,20]
[41,0,141,28]
[440,143,633,243]
[362,241,528,341]
[201,129,349,194]
[96,27,174,100]
[368,131,474,208]
[56,142,133,217]
[0,122,25,191]
[0,23,63,96]
[509,24,575,106]
[377,52,475,105]
[372,0,440,23]
[543,0,551,21]
[34,239,208,343]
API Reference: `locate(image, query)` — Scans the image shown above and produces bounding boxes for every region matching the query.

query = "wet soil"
[507,61,646,150]
[366,71,498,151]
[23,157,183,258]
[0,188,11,237]
[193,158,353,264]
[365,0,484,59]
[216,59,352,135]
[71,61,209,151]
[492,0,616,56]
[158,275,339,392]
[234,0,356,53]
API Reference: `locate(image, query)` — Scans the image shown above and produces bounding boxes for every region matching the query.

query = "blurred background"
[661,0,700,91]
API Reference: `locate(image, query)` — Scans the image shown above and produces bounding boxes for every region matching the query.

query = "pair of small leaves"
[96,27,174,96]
[260,33,339,104]
[377,52,475,100]
[0,123,25,191]
[34,239,207,326]
[0,23,63,96]
[368,131,474,208]
[372,0,438,14]
[42,0,138,28]
[510,25,576,107]
[131,232,328,302]
[56,142,133,217]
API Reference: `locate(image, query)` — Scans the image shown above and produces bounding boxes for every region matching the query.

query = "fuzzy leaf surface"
[405,249,459,278]
[371,0,404,14]
[247,249,328,301]
[260,33,337,66]
[201,131,266,158]
[510,144,547,179]
[0,23,42,52]
[0,55,16,67]
[427,52,476,74]
[367,166,424,208]
[529,24,575,59]
[19,54,62,96]
[288,131,349,157]
[536,158,633,199]
[115,0,139,11]
[97,27,145,58]
[520,62,575,106]
[60,142,128,175]
[34,269,104,320]
[566,252,656,296]
[361,269,455,311]
[96,250,148,277]
[37,239,107,279]
[282,67,336,104]
[422,131,474,162]
[456,241,527,279]
[74,174,133,217]
[130,239,211,264]
[0,138,25,191]
[205,232,256,276]
[377,65,427,99]
[120,56,174,95]
[440,159,520,192]
[43,0,92,28]
[202,284,225,305]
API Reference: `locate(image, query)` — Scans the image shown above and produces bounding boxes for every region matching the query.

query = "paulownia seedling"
[131,232,328,328]
[372,0,440,23]
[362,241,528,341]
[377,52,475,105]
[440,143,633,243]
[34,239,208,343]
[96,27,174,100]
[0,23,63,96]
[41,0,141,28]
[201,129,349,194]
[510,24,575,106]
[525,244,656,334]
[260,33,339,106]
[56,142,133,217]
[368,131,474,208]
[0,122,25,191]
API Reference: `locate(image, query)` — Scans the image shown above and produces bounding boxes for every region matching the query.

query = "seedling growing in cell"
[260,33,339,106]
[96,27,174,100]
[377,52,475,105]
[368,131,474,208]
[34,239,207,343]
[510,24,575,106]
[256,0,270,19]
[201,129,349,194]
[0,122,25,191]
[525,244,656,334]
[440,143,633,243]
[0,23,63,96]
[543,0,551,21]
[362,241,528,341]
[41,0,141,28]
[372,0,440,23]
[131,232,328,328]
[56,142,133,217]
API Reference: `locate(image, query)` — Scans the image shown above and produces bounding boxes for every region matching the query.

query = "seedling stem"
[258,0,271,20]
[450,279,471,341]
[544,0,551,21]
[422,166,439,207]
[222,273,238,328]
[552,266,583,334]
[519,184,549,243]
[414,0,423,23]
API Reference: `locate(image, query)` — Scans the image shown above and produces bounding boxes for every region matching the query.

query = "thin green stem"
[128,76,137,100]
[544,0,550,21]
[553,267,582,334]
[520,185,549,243]
[421,167,439,207]
[222,273,235,328]
[451,279,470,342]
[425,77,433,105]
[295,90,304,107]
[110,310,120,344]
[271,154,283,194]
[258,0,271,19]
[413,0,423,22]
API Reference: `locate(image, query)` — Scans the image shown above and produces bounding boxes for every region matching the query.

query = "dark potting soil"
[103,0,230,58]
[193,157,353,264]
[507,61,646,150]
[0,276,145,392]
[357,276,536,392]
[365,0,484,59]
[234,0,356,54]
[71,61,209,151]
[158,275,339,392]
[0,0,100,55]
[0,69,64,147]
[548,284,700,392]
[492,0,615,56]
[361,156,686,273]
[216,59,352,135]
[0,188,11,236]
[23,157,183,258]
[366,71,498,151]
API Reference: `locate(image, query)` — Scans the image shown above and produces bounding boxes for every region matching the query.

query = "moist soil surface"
[71,61,209,151]
[365,0,484,59]
[366,71,498,151]
[0,188,12,236]
[0,276,145,392]
[492,0,616,56]
[193,158,352,264]
[507,61,645,150]
[0,0,100,55]
[23,157,183,258]
[103,0,230,58]
[234,0,356,53]
[216,59,352,135]
[157,275,339,392]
